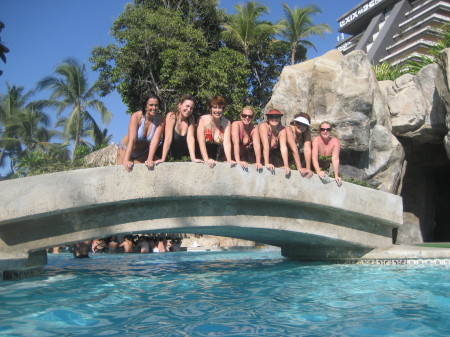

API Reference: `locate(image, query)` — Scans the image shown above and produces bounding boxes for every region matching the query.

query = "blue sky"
[1,0,362,148]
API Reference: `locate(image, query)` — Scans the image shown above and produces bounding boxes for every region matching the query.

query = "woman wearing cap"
[117,93,164,172]
[286,113,313,178]
[312,121,342,186]
[231,106,262,170]
[155,94,203,164]
[259,109,291,174]
[197,95,235,168]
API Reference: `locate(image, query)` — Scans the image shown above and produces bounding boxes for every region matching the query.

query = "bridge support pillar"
[0,250,47,281]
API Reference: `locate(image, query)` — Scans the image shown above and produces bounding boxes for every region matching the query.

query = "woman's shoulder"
[131,110,143,119]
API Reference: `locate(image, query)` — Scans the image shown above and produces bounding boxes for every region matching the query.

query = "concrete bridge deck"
[0,163,403,278]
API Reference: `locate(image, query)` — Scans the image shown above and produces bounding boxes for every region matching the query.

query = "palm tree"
[0,84,47,170]
[278,3,331,65]
[36,58,112,160]
[92,128,113,150]
[221,1,281,87]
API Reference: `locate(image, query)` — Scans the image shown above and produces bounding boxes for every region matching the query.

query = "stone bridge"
[0,163,403,278]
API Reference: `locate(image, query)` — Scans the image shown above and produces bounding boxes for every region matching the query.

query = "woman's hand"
[265,163,275,172]
[123,161,134,172]
[299,168,313,179]
[205,158,216,168]
[191,158,204,164]
[282,166,291,175]
[254,162,263,171]
[335,176,342,186]
[145,160,155,170]
[227,160,237,167]
[154,159,165,165]
[317,170,326,179]
[238,161,248,169]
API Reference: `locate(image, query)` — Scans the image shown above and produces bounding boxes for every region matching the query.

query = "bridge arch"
[0,163,403,276]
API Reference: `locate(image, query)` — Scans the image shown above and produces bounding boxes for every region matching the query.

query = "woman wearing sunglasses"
[259,109,291,174]
[197,95,235,168]
[312,121,342,186]
[231,106,262,170]
[286,113,313,178]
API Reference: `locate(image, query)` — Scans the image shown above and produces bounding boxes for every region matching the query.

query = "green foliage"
[0,84,53,171]
[373,62,405,81]
[343,177,378,189]
[91,0,244,114]
[8,139,98,178]
[91,0,296,116]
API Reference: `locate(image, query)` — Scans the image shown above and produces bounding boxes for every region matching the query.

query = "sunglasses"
[294,121,308,127]
[320,128,332,132]
[267,115,281,120]
[241,114,253,119]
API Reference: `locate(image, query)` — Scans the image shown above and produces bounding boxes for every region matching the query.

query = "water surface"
[0,250,449,336]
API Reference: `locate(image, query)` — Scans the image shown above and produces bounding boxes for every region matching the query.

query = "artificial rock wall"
[265,48,450,244]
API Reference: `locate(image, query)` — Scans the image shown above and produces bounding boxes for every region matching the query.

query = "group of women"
[117,94,342,186]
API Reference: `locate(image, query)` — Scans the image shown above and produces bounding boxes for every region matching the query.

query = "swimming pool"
[0,250,449,336]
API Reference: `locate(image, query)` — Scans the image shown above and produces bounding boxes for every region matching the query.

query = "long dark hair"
[141,93,160,113]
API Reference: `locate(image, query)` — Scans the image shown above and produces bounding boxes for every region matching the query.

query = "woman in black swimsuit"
[156,94,203,164]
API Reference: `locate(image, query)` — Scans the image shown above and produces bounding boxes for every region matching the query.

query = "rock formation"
[265,48,450,244]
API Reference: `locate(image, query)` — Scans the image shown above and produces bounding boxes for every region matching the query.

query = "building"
[336,0,450,66]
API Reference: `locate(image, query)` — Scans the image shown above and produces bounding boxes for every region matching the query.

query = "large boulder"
[384,64,448,143]
[265,49,402,192]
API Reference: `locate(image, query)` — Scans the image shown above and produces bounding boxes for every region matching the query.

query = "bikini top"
[136,115,156,142]
[267,124,281,150]
[173,115,193,142]
[205,117,224,145]
[239,122,254,149]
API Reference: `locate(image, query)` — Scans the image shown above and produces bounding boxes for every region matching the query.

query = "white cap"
[294,116,310,126]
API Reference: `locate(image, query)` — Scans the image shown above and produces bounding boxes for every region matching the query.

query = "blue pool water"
[0,250,449,336]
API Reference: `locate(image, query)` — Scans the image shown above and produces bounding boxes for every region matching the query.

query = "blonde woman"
[231,106,262,170]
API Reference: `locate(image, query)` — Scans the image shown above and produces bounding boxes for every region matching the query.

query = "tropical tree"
[221,1,289,108]
[36,58,112,160]
[90,127,113,150]
[0,84,52,171]
[90,0,247,115]
[278,3,331,65]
